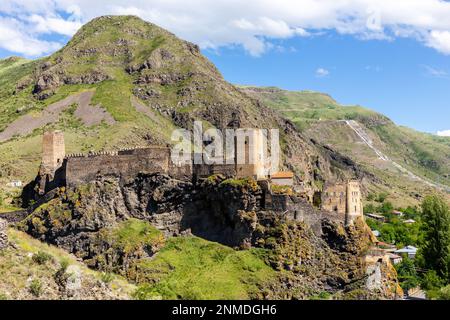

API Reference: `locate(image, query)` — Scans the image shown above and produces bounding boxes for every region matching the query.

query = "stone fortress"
[37,130,363,226]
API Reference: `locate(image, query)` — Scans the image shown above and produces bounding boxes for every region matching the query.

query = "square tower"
[235,128,266,180]
[346,180,363,225]
[42,131,65,174]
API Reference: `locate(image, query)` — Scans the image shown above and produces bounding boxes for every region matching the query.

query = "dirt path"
[342,120,449,192]
[0,91,115,143]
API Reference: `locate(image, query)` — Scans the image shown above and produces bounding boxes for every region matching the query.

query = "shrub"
[376,192,388,203]
[421,270,445,291]
[101,272,114,284]
[29,279,43,297]
[32,251,53,265]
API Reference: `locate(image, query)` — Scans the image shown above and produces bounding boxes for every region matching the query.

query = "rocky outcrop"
[0,219,8,249]
[32,69,110,100]
[19,172,400,299]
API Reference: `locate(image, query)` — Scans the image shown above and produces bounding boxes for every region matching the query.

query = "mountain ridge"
[241,86,450,206]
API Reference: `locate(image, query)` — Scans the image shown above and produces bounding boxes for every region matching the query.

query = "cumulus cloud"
[315,68,330,78]
[2,0,450,57]
[0,17,62,56]
[437,130,450,137]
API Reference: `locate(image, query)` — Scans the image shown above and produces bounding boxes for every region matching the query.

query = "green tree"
[421,270,445,291]
[419,195,450,280]
[395,257,420,290]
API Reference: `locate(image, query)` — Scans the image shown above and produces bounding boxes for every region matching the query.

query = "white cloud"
[422,65,448,78]
[315,68,330,78]
[365,65,382,72]
[0,17,62,56]
[437,130,450,137]
[2,0,450,57]
[29,14,82,36]
[427,30,450,55]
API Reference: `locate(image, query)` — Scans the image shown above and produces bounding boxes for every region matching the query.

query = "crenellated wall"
[65,147,194,186]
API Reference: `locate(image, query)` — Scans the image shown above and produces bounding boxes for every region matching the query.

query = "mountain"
[0,16,364,196]
[0,15,426,300]
[241,87,450,207]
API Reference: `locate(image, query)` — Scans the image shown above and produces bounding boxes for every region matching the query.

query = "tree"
[395,257,420,291]
[419,195,450,280]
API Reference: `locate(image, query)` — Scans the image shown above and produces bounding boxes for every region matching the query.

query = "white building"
[6,180,22,188]
[395,246,418,259]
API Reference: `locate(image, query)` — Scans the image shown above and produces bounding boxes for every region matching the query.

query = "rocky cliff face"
[0,219,8,250]
[19,173,400,299]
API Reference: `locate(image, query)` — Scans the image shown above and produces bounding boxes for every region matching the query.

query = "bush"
[435,285,450,300]
[32,251,53,265]
[379,202,394,215]
[421,270,445,291]
[363,203,376,214]
[101,272,114,284]
[376,192,389,203]
[29,279,43,297]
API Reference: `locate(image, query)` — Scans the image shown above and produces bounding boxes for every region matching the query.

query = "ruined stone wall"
[260,179,345,235]
[321,183,347,214]
[193,163,236,179]
[65,147,178,186]
[0,219,8,250]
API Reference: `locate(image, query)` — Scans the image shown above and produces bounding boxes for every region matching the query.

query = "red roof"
[271,172,294,179]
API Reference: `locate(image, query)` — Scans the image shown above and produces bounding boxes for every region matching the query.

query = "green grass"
[133,236,275,300]
[91,69,137,122]
[109,218,164,253]
[0,228,136,299]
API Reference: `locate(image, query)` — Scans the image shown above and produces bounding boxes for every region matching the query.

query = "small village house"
[388,253,403,265]
[395,246,418,259]
[270,172,294,186]
[6,180,22,188]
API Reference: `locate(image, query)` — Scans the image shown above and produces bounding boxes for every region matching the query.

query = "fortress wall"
[66,147,173,186]
[263,191,345,235]
[193,163,237,179]
[321,183,347,214]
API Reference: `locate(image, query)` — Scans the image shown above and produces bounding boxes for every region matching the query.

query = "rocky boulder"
[0,219,8,249]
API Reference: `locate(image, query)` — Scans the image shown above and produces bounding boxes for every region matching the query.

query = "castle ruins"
[36,131,363,225]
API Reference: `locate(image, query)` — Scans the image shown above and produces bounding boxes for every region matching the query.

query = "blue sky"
[0,0,449,135]
[204,33,450,134]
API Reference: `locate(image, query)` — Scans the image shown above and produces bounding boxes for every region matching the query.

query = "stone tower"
[346,180,363,225]
[41,130,65,175]
[235,128,266,180]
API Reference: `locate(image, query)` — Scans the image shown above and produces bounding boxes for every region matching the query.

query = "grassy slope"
[0,228,135,300]
[92,219,275,300]
[2,219,275,300]
[134,236,274,300]
[241,87,450,206]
